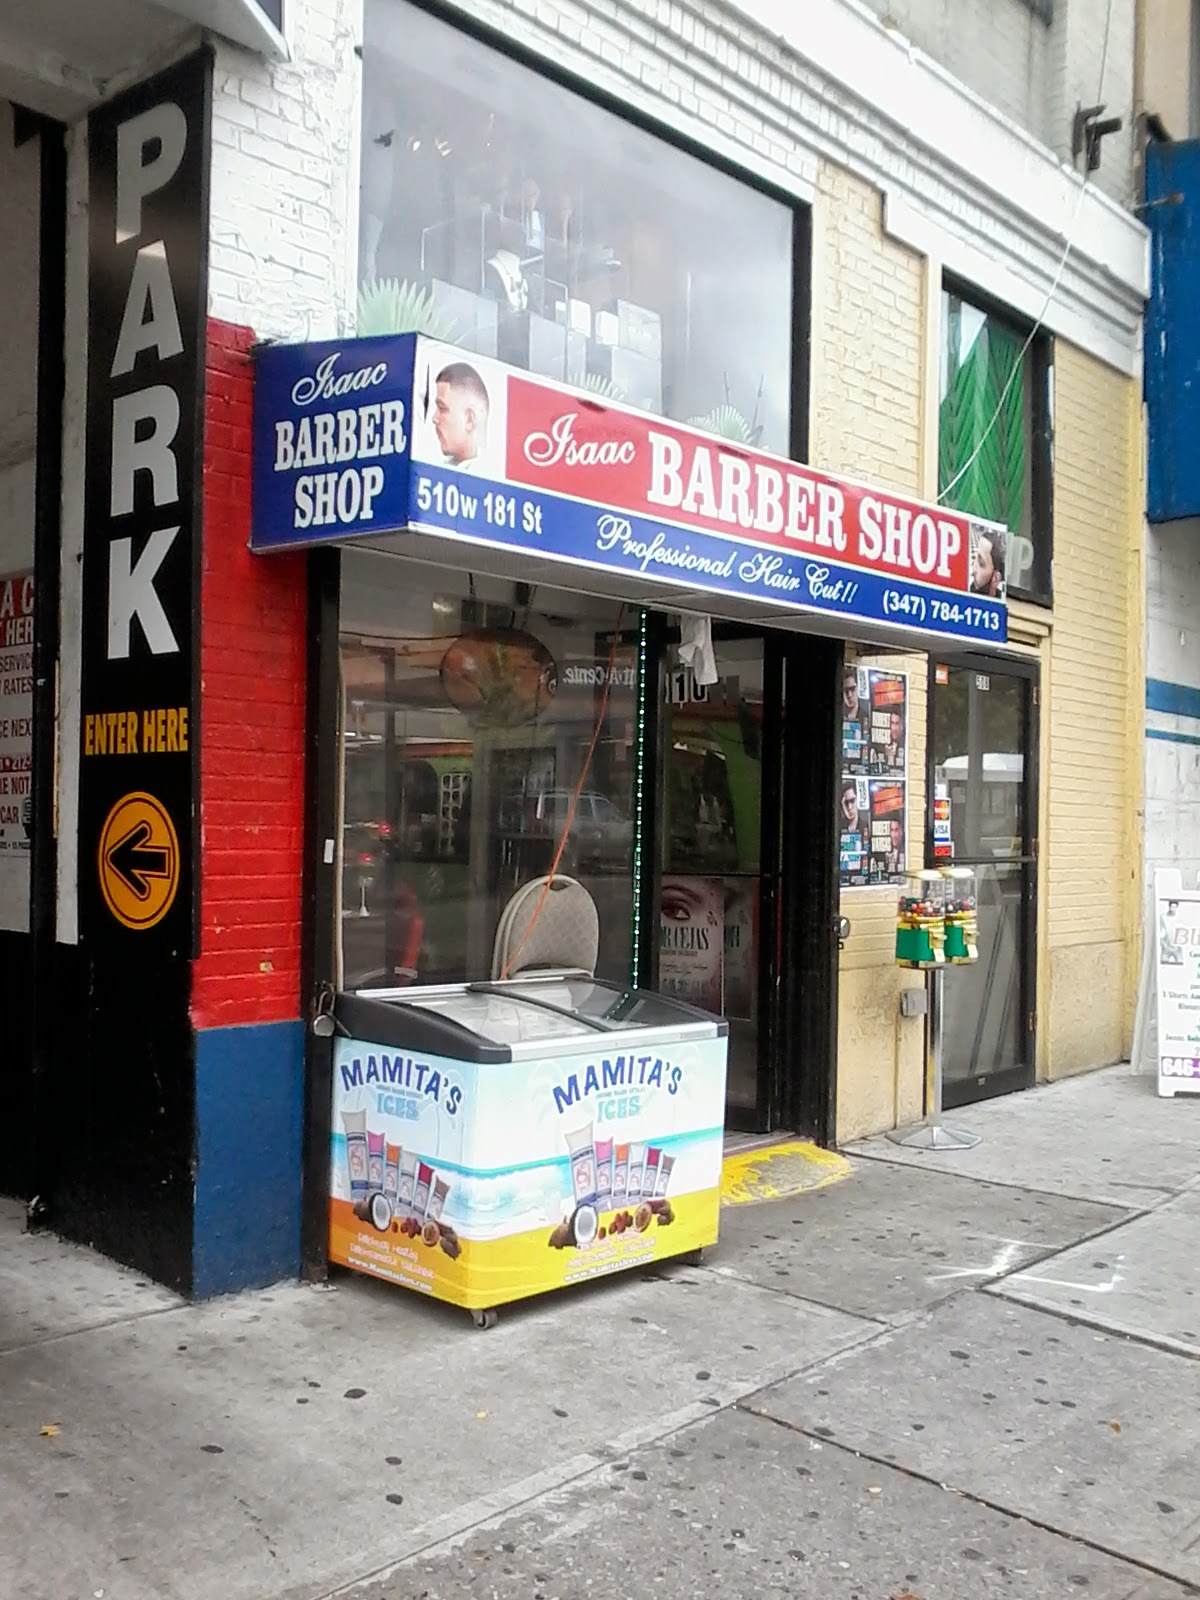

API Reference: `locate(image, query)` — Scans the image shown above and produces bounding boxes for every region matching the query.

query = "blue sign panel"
[252,333,417,550]
[405,464,1004,643]
[1146,140,1200,523]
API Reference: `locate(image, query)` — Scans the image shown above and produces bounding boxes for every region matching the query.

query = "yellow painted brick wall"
[1043,343,1142,1077]
[809,159,932,1142]
[810,162,924,490]
[813,162,1143,1139]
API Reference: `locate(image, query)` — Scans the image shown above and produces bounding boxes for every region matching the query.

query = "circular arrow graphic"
[107,820,172,900]
[98,792,180,930]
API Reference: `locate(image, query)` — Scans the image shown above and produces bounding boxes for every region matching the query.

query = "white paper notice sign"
[1154,868,1200,1098]
[0,572,33,932]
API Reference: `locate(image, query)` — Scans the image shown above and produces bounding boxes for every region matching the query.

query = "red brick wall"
[191,319,308,1030]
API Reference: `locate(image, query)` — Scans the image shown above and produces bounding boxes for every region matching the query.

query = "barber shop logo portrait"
[411,342,508,479]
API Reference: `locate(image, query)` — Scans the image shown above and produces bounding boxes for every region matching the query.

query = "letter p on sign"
[116,102,187,243]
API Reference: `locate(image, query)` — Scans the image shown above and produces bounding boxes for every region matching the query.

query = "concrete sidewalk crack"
[700,1261,893,1327]
[981,1202,1155,1290]
[737,1402,1200,1595]
[0,1300,186,1359]
[847,1147,1170,1211]
[313,1320,896,1600]
[982,1281,1200,1361]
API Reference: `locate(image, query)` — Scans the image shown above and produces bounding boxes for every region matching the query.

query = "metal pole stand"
[886,966,981,1149]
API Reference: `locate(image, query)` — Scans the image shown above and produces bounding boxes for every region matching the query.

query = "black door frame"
[640,617,840,1143]
[924,647,1040,1108]
[14,107,67,1212]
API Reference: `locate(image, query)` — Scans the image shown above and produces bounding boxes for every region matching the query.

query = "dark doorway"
[652,621,840,1137]
[927,653,1039,1106]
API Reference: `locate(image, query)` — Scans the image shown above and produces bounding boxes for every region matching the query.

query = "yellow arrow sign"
[98,791,180,930]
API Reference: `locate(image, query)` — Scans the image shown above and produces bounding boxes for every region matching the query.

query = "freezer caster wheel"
[681,1248,706,1267]
[472,1308,498,1330]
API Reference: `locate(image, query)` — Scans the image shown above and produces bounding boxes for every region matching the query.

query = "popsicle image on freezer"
[642,1146,661,1199]
[343,1110,369,1202]
[594,1138,613,1206]
[626,1142,645,1200]
[612,1143,630,1207]
[413,1161,434,1220]
[397,1152,416,1217]
[367,1131,385,1191]
[384,1142,402,1199]
[427,1177,450,1222]
[564,1123,597,1205]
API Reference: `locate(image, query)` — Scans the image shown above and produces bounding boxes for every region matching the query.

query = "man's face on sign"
[843,672,859,716]
[889,818,903,851]
[434,381,480,463]
[973,535,998,596]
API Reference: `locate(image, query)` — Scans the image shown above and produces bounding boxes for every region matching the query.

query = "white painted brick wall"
[856,0,1050,145]
[208,0,362,339]
[206,0,1146,376]
[855,0,1137,207]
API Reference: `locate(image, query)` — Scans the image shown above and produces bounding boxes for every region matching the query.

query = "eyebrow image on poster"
[868,782,907,884]
[839,775,870,885]
[659,876,724,1012]
[868,673,907,777]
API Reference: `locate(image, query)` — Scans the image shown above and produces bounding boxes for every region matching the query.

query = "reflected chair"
[490,874,600,980]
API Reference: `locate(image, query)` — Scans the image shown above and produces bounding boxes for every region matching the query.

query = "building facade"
[1139,2,1200,904]
[0,0,1149,1296]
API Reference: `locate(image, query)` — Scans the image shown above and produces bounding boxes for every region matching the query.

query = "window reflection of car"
[344,819,390,869]
[344,813,442,869]
[514,789,633,864]
[942,753,1023,859]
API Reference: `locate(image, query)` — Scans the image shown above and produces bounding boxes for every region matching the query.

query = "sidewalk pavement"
[3,1063,1199,1600]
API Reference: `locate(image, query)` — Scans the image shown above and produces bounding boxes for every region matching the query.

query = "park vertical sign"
[81,52,211,947]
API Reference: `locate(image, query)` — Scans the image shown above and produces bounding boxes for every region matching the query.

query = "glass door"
[928,657,1038,1106]
[658,633,777,1128]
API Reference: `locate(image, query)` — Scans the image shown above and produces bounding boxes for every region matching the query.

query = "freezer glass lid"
[399,988,599,1045]
[499,975,700,1031]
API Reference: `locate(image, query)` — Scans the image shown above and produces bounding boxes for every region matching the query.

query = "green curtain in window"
[938,307,1026,536]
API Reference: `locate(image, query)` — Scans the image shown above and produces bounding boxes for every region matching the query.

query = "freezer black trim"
[334,991,514,1062]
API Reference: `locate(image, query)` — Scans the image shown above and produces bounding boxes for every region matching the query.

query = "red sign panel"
[505,379,983,597]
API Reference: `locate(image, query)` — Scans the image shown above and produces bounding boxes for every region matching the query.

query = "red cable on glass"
[500,605,626,980]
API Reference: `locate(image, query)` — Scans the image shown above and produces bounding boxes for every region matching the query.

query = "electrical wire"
[937,0,1116,508]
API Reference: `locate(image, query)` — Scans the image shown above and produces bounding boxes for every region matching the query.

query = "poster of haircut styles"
[840,667,908,886]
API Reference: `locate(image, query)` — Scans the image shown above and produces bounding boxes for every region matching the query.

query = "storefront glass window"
[939,288,1053,603]
[339,551,637,989]
[360,0,795,453]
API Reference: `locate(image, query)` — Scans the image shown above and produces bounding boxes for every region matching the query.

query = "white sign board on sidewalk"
[1153,869,1200,1098]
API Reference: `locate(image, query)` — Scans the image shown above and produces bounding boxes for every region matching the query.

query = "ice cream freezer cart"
[327,972,729,1326]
